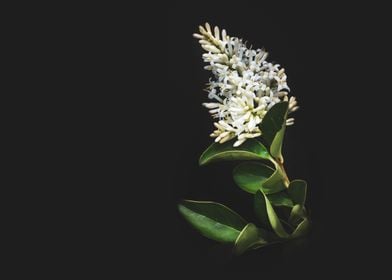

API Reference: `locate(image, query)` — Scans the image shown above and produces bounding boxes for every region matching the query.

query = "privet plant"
[178,23,310,255]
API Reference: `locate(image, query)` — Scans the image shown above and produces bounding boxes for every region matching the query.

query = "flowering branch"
[178,23,310,256]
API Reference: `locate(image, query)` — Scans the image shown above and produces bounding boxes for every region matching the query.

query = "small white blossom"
[194,23,299,146]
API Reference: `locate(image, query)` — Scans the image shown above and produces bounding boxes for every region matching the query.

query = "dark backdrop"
[18,1,391,277]
[161,1,391,277]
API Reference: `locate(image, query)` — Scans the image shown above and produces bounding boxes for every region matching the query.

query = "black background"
[160,1,390,277]
[74,1,391,277]
[8,1,392,277]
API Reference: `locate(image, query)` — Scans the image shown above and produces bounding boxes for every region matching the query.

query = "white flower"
[194,23,299,146]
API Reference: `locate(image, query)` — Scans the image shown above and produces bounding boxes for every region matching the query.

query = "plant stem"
[279,161,290,187]
[272,158,290,187]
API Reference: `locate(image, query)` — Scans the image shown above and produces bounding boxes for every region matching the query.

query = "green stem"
[279,162,290,187]
[272,158,290,187]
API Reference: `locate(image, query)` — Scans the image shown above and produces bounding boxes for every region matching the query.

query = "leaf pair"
[178,200,268,254]
[199,138,287,194]
[199,140,288,195]
[233,162,287,195]
[254,184,310,240]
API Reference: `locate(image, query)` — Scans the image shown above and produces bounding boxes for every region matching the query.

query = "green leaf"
[289,204,306,226]
[261,165,287,194]
[254,191,271,230]
[291,218,310,239]
[178,200,247,243]
[270,123,286,161]
[254,190,290,238]
[288,180,307,206]
[233,162,274,194]
[267,192,293,207]
[199,139,271,166]
[260,102,289,148]
[233,162,286,194]
[234,223,267,255]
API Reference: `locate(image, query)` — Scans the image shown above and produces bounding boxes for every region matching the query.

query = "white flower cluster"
[194,23,299,147]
